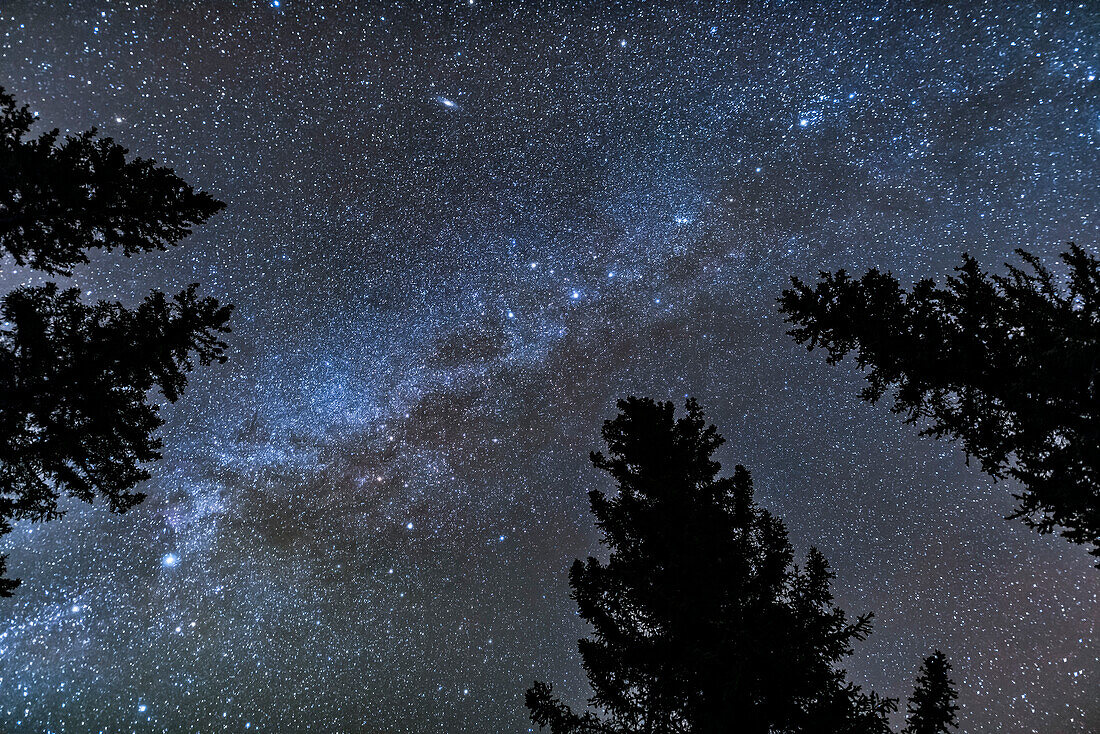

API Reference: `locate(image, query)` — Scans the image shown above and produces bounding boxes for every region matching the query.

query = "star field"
[0,2,1098,732]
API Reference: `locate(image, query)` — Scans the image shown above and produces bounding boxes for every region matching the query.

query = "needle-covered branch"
[780,246,1100,558]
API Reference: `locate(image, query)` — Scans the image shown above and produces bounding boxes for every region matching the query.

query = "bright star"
[162,553,178,567]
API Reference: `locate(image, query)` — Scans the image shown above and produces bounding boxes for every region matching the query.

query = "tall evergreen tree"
[903,651,959,734]
[0,87,232,595]
[527,397,896,734]
[779,246,1100,559]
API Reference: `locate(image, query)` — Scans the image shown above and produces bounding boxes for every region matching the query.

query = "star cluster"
[0,2,1097,732]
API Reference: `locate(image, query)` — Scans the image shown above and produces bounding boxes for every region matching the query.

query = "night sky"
[1,2,1098,732]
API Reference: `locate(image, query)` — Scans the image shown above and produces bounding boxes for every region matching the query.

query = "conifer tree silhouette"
[903,651,959,734]
[527,397,896,734]
[780,246,1100,559]
[0,87,231,594]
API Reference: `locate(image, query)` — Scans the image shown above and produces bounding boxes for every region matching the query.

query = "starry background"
[0,1,1098,732]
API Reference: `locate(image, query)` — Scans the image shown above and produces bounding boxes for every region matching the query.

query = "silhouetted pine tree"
[779,246,1100,559]
[903,652,959,734]
[527,397,896,734]
[0,87,231,595]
